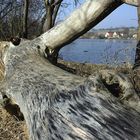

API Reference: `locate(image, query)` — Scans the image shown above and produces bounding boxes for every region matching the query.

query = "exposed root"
[97,70,140,109]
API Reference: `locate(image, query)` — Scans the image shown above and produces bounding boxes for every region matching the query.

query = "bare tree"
[0,0,23,39]
[41,0,80,33]
[0,0,140,140]
[43,0,62,31]
[22,0,29,38]
[0,0,81,39]
[0,1,12,19]
[134,0,140,68]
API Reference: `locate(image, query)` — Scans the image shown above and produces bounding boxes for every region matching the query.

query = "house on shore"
[105,32,124,39]
[132,34,137,39]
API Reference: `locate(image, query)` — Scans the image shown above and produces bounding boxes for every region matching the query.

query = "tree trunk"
[51,1,62,27]
[41,0,62,33]
[122,0,138,6]
[134,1,140,69]
[1,0,140,140]
[22,0,29,38]
[45,5,53,31]
[40,13,47,33]
[41,0,54,33]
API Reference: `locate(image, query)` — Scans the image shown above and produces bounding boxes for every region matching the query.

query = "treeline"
[0,0,80,40]
[0,0,45,40]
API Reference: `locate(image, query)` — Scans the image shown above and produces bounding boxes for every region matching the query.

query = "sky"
[60,1,138,29]
[95,4,138,29]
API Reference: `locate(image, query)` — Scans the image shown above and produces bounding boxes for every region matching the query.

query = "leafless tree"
[0,0,81,39]
[0,0,140,140]
[41,0,81,33]
[22,0,29,38]
[134,0,140,68]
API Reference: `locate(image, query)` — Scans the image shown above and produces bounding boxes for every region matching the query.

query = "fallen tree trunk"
[0,0,140,140]
[1,44,140,140]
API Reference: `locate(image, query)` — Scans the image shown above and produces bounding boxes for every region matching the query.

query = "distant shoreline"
[79,37,137,40]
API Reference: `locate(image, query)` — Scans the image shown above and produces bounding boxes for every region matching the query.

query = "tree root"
[96,69,140,109]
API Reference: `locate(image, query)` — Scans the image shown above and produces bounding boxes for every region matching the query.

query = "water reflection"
[59,39,137,66]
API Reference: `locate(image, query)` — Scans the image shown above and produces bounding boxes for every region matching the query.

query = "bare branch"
[52,1,62,26]
[52,0,63,6]
[22,0,29,38]
[38,0,122,52]
[0,2,12,16]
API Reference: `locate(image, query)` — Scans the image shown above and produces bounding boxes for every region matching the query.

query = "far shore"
[80,37,137,40]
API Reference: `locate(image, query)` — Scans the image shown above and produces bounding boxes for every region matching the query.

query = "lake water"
[59,39,137,66]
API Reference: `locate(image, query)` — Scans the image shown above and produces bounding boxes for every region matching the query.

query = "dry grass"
[58,59,111,77]
[0,106,29,140]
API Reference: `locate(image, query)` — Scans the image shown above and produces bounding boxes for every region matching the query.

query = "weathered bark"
[1,41,140,140]
[122,0,138,6]
[22,0,29,38]
[0,0,140,140]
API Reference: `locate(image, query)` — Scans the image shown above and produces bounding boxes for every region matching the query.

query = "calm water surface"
[60,39,137,65]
